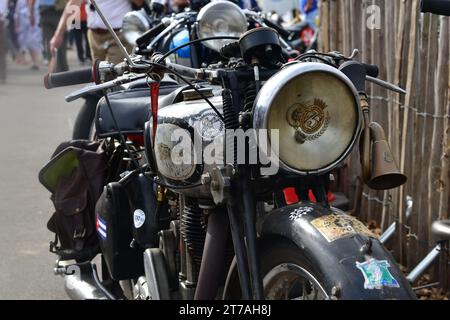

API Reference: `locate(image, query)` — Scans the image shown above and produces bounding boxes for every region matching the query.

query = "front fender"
[259,202,416,300]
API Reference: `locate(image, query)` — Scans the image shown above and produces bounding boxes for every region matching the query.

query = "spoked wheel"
[261,239,330,300]
[263,263,328,300]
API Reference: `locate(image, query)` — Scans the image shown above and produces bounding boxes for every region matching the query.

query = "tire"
[72,95,99,140]
[260,238,330,300]
[223,238,330,300]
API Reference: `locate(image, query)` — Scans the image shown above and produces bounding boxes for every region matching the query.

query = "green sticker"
[356,259,400,290]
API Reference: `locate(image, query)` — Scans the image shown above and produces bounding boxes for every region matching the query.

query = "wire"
[159,36,240,61]
[141,60,225,122]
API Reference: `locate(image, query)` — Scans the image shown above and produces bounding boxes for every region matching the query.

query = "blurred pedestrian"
[6,0,22,62]
[1,0,7,82]
[72,0,90,65]
[34,0,68,71]
[15,0,42,70]
[299,0,318,28]
[50,0,142,65]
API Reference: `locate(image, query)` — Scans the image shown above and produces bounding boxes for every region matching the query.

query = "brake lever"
[65,74,147,102]
[366,76,407,95]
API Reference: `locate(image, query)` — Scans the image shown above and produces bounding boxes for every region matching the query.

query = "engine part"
[180,199,206,268]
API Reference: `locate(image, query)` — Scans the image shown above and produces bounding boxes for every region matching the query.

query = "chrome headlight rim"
[196,0,248,52]
[253,62,362,176]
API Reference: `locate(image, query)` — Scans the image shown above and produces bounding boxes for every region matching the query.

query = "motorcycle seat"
[95,84,184,138]
[431,220,450,240]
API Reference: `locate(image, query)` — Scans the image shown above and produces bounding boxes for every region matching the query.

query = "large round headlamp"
[197,0,248,52]
[122,10,151,46]
[253,62,362,175]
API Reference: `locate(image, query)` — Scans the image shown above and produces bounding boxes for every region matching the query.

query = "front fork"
[217,165,265,300]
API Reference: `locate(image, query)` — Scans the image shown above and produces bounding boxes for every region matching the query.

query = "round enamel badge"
[133,209,146,229]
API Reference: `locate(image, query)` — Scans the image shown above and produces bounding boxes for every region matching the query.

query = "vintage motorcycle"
[39,1,418,300]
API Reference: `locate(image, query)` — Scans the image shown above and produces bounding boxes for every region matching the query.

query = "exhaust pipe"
[57,262,115,300]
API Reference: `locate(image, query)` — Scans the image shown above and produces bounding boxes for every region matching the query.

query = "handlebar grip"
[362,63,379,78]
[44,67,93,89]
[421,0,450,16]
[136,22,167,49]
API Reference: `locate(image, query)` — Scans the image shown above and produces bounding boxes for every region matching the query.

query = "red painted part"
[150,82,160,142]
[127,134,144,146]
[283,187,336,205]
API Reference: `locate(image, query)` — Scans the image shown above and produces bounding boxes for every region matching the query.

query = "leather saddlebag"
[39,140,107,261]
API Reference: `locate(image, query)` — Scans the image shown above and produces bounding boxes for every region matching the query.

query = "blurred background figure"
[50,0,141,65]
[237,0,260,11]
[0,0,7,83]
[171,0,189,12]
[71,0,90,65]
[299,0,318,28]
[15,0,42,70]
[35,0,69,71]
[5,0,22,62]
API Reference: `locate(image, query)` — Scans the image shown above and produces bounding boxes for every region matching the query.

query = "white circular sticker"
[133,209,146,229]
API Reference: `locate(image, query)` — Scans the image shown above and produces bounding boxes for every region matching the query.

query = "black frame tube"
[227,202,252,299]
[241,173,265,300]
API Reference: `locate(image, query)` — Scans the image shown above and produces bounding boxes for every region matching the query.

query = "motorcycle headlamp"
[253,63,362,175]
[197,1,248,52]
[122,10,151,46]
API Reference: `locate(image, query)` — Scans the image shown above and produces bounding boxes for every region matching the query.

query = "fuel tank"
[147,89,225,199]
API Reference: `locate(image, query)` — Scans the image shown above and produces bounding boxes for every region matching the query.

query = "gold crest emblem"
[287,98,330,142]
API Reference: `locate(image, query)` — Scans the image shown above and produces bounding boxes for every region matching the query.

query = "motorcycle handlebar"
[44,67,93,89]
[421,0,450,16]
[166,61,203,79]
[136,22,167,49]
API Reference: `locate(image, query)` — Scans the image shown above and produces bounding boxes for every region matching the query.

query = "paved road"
[0,54,84,299]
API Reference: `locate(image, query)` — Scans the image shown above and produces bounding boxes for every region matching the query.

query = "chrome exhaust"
[55,261,115,300]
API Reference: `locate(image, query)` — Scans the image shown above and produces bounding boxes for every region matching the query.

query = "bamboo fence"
[318,0,450,288]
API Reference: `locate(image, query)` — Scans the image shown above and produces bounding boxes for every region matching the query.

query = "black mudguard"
[259,202,416,300]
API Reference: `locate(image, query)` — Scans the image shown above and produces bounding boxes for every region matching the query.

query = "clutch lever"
[366,75,407,95]
[65,74,147,102]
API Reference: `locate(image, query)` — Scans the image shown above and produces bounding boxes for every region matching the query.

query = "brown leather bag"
[39,140,107,260]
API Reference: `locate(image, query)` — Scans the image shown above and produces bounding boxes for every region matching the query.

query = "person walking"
[6,0,23,63]
[34,0,68,71]
[15,0,42,70]
[72,0,90,65]
[50,0,140,65]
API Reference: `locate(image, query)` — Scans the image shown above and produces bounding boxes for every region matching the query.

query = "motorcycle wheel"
[260,239,329,300]
[72,95,99,140]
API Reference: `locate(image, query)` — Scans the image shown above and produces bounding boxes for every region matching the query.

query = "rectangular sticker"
[310,213,376,242]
